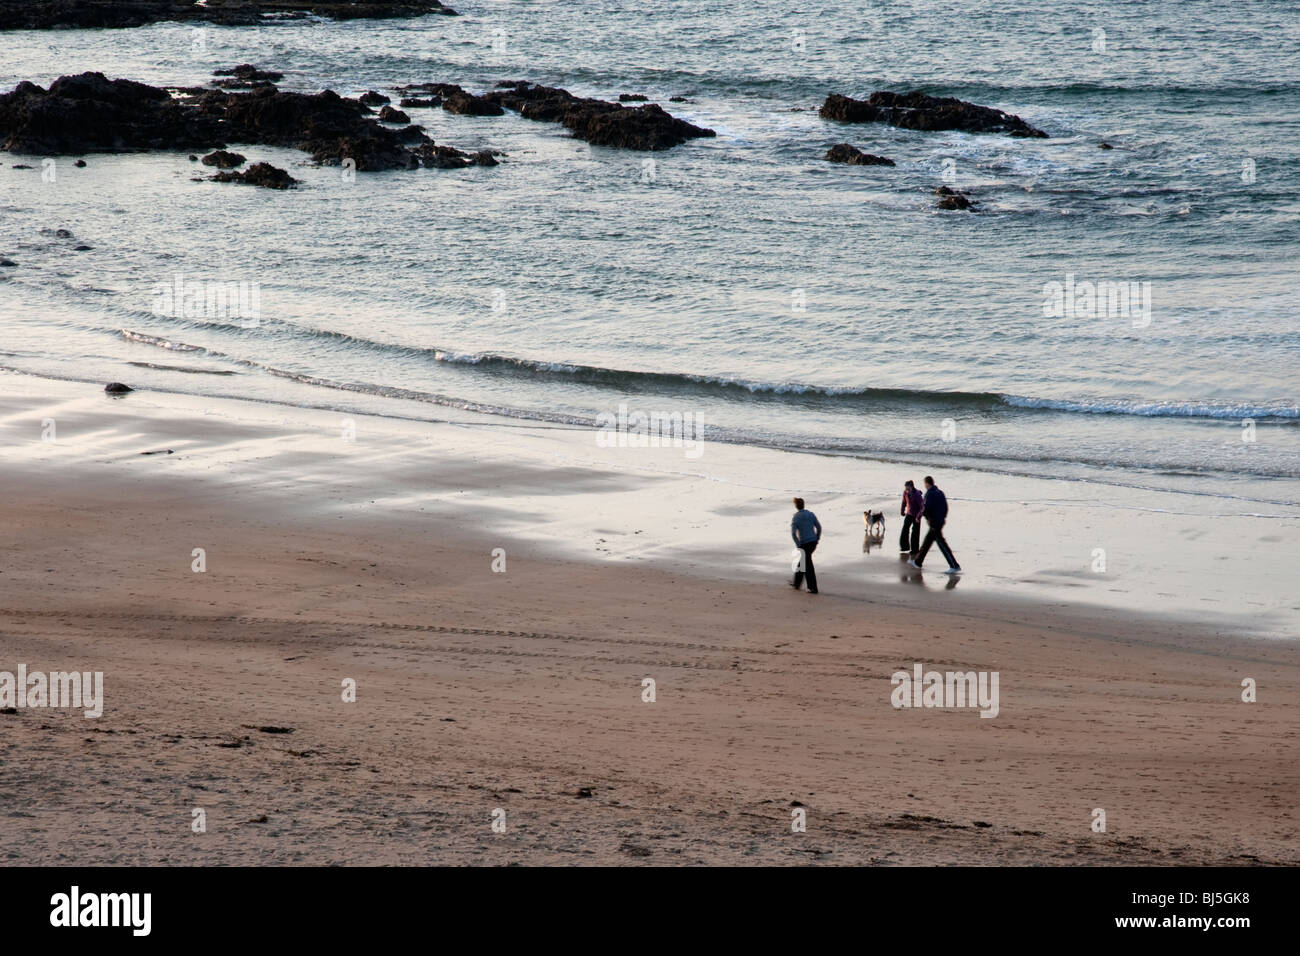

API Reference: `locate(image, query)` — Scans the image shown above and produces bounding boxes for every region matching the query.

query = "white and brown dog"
[863,510,886,535]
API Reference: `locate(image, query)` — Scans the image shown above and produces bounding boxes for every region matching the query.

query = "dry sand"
[0,375,1296,865]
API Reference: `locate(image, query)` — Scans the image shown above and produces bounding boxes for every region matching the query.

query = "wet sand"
[0,373,1296,864]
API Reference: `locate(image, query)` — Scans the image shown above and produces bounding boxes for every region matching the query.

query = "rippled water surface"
[2,1,1298,504]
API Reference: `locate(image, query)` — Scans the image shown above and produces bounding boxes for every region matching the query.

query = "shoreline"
[5,369,1296,637]
[1,372,1296,865]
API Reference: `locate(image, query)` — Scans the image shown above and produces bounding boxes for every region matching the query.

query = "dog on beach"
[863,510,885,535]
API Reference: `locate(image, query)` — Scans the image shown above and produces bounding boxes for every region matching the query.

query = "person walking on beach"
[790,497,822,594]
[899,479,924,556]
[909,476,961,573]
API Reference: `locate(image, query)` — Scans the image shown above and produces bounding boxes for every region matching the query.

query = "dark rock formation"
[413,143,498,169]
[212,64,283,90]
[0,73,497,173]
[74,158,86,166]
[935,185,975,210]
[825,143,895,166]
[216,64,284,83]
[485,81,715,150]
[820,91,1047,138]
[618,93,648,102]
[0,1,458,31]
[212,85,382,159]
[0,258,15,267]
[201,149,246,168]
[0,73,224,153]
[400,96,440,108]
[394,82,463,95]
[359,90,390,106]
[104,382,133,393]
[394,124,427,142]
[378,105,410,124]
[668,96,688,103]
[442,87,505,116]
[567,103,713,150]
[1099,142,1114,150]
[214,78,278,92]
[210,161,298,189]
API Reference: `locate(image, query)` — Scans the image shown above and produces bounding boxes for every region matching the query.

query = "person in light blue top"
[790,496,822,594]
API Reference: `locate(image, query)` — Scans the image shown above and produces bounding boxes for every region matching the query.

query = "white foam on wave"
[119,330,205,352]
[1002,394,1300,420]
[433,350,581,373]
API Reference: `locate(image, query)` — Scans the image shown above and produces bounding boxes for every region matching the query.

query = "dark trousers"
[916,520,958,568]
[900,515,921,553]
[792,541,818,593]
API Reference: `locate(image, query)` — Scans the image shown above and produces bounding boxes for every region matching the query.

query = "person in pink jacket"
[899,480,924,556]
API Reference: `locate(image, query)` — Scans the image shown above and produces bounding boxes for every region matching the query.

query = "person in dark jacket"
[790,496,821,593]
[908,476,961,573]
[899,480,924,555]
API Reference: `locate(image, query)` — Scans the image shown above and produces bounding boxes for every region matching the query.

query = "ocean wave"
[1001,395,1299,420]
[120,330,205,352]
[15,355,1300,489]
[117,327,1296,422]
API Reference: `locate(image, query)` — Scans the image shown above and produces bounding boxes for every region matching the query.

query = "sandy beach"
[0,372,1295,866]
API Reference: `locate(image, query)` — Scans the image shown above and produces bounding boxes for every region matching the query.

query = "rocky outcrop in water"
[0,73,222,153]
[212,64,284,90]
[210,161,299,189]
[825,143,894,166]
[442,87,506,117]
[378,105,411,124]
[416,144,499,168]
[201,149,246,168]
[485,81,715,150]
[0,73,497,173]
[820,91,1048,138]
[935,185,976,210]
[0,1,458,31]
[394,83,463,95]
